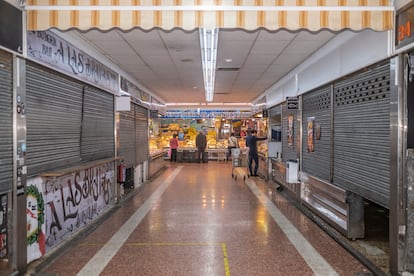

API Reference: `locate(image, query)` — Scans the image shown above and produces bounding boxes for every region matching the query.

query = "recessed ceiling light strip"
[199,28,219,102]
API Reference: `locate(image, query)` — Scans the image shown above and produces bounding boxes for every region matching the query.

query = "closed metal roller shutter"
[282,102,300,162]
[118,108,135,168]
[302,86,332,182]
[0,51,13,192]
[135,105,148,164]
[333,62,390,207]
[26,62,83,176]
[81,86,114,162]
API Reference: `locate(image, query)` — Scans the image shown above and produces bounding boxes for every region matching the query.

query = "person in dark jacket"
[245,129,267,176]
[196,130,207,163]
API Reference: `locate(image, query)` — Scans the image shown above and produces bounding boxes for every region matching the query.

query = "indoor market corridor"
[28,162,370,276]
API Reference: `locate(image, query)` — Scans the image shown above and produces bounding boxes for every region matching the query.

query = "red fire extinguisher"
[118,161,126,183]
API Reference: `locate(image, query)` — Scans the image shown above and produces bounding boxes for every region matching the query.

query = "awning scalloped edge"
[26,4,394,32]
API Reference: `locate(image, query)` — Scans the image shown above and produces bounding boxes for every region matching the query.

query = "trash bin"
[286,160,299,183]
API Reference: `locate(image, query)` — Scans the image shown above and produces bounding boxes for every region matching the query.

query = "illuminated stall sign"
[164,110,253,119]
[27,31,119,94]
[396,4,414,49]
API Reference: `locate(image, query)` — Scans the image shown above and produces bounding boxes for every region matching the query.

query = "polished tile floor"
[31,162,371,276]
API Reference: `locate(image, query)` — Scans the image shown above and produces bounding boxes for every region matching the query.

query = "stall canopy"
[26,0,393,32]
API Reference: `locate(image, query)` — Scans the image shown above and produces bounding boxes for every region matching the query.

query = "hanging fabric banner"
[26,0,393,32]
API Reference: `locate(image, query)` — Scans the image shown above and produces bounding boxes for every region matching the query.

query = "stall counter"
[149,150,167,178]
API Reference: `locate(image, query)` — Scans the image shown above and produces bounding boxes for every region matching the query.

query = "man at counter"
[196,130,207,163]
[245,129,267,177]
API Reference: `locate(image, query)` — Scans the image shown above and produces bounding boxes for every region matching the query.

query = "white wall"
[266,30,391,108]
[395,0,411,10]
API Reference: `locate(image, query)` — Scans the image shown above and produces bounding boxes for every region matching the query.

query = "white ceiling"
[71,28,337,105]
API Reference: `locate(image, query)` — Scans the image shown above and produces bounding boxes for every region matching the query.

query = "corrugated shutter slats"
[118,108,135,168]
[135,105,148,164]
[27,62,115,176]
[81,86,114,162]
[0,51,13,192]
[333,62,390,207]
[302,86,332,181]
[26,62,83,176]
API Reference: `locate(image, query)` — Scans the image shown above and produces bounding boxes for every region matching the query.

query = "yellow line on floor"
[126,241,231,276]
[221,242,231,276]
[127,242,219,246]
[77,167,183,276]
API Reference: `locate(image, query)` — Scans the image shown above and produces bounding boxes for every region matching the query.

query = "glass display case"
[149,116,269,163]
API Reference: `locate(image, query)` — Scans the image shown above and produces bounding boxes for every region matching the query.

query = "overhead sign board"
[27,31,119,94]
[286,96,299,110]
[396,4,414,49]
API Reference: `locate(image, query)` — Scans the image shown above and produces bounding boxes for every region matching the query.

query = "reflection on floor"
[27,162,388,276]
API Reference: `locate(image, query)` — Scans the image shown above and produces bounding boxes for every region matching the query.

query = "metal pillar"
[12,56,27,273]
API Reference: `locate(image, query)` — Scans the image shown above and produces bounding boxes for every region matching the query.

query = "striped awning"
[26,0,394,32]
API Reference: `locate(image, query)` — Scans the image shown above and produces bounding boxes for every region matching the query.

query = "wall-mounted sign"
[120,77,150,102]
[287,96,299,110]
[396,4,414,49]
[0,1,23,53]
[307,117,315,152]
[27,31,119,94]
[150,110,159,118]
[287,115,294,148]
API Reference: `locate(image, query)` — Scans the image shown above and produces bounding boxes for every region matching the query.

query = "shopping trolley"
[231,148,249,181]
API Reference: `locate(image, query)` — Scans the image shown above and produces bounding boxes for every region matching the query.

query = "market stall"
[149,111,269,164]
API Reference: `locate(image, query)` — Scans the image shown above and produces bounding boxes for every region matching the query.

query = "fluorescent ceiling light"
[199,28,219,102]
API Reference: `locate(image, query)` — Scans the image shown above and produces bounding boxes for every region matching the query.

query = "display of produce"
[258,142,268,157]
[149,117,270,156]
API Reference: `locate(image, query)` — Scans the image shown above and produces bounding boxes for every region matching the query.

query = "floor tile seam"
[255,181,344,251]
[108,167,182,219]
[76,166,183,276]
[279,186,388,276]
[27,167,182,275]
[246,178,339,276]
[122,241,231,276]
[77,241,227,247]
[260,183,365,265]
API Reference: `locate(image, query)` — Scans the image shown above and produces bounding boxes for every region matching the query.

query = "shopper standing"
[196,130,207,163]
[245,129,267,176]
[227,132,238,159]
[169,133,179,162]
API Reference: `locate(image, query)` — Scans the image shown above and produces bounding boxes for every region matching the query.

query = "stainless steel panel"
[0,50,13,192]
